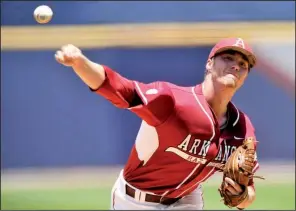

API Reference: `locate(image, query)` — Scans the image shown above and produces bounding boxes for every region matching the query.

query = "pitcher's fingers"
[61,44,70,52]
[225,177,243,193]
[55,51,64,63]
[65,47,77,59]
[62,44,74,56]
[225,185,240,195]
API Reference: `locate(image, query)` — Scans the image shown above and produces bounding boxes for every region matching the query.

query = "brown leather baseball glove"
[218,137,264,208]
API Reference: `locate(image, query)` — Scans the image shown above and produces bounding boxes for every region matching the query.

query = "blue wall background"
[1,1,295,168]
[2,1,295,25]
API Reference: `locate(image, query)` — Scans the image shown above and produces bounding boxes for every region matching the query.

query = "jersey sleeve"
[92,65,175,126]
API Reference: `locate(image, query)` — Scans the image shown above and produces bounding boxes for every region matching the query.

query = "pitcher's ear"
[206,58,213,72]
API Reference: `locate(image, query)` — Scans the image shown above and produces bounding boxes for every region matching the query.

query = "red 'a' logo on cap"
[233,38,245,49]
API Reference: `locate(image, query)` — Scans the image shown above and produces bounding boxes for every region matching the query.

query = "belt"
[125,184,180,205]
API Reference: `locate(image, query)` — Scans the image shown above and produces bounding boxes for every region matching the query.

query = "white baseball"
[33,5,53,24]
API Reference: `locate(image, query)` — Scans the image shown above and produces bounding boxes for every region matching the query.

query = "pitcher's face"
[207,50,250,89]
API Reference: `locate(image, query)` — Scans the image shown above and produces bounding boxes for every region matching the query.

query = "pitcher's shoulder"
[165,82,196,95]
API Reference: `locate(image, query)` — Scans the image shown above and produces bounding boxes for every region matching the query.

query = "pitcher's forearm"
[72,55,106,90]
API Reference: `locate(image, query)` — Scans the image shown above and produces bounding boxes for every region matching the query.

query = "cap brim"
[214,46,256,68]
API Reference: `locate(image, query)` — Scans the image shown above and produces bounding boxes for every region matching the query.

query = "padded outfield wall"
[1,1,295,168]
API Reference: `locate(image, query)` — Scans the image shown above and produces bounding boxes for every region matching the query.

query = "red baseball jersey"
[94,65,260,198]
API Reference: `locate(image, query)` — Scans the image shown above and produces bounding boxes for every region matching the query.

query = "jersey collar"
[195,84,240,128]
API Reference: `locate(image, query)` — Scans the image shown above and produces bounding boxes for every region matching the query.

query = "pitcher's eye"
[223,55,233,61]
[239,61,247,68]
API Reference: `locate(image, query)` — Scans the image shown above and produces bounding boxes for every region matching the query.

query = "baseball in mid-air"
[33,5,53,24]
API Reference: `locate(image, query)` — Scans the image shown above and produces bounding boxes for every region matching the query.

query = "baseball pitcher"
[55,38,262,210]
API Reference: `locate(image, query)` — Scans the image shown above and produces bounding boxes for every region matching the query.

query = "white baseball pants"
[110,170,204,210]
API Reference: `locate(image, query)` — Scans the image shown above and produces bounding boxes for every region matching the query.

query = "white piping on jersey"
[161,190,169,197]
[172,87,215,193]
[176,164,201,189]
[161,87,216,199]
[160,165,200,201]
[191,87,216,141]
[134,81,148,105]
[176,166,216,198]
[232,103,240,127]
[160,163,198,200]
